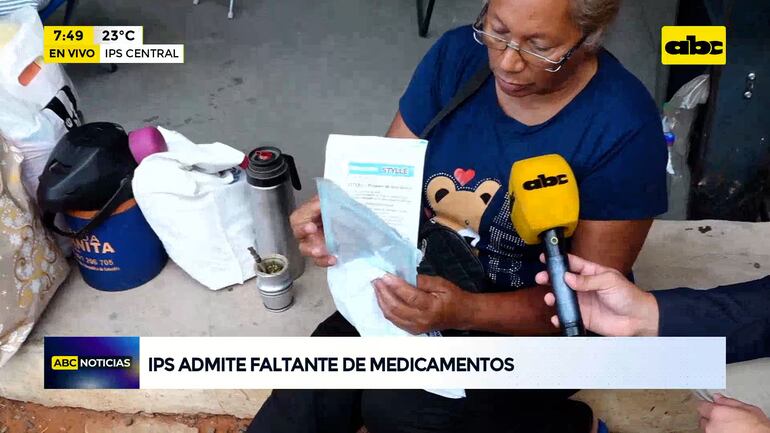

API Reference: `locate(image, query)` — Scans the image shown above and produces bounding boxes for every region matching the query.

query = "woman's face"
[484,0,586,98]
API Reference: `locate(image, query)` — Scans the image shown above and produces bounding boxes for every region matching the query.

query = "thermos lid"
[246,146,301,190]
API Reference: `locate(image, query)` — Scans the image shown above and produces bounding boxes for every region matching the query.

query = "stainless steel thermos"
[245,146,304,281]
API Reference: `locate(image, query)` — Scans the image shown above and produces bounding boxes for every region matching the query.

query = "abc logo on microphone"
[522,174,569,191]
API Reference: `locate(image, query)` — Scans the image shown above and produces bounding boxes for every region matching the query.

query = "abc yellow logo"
[52,356,79,370]
[661,26,726,65]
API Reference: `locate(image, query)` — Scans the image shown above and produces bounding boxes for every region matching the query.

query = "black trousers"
[248,312,593,433]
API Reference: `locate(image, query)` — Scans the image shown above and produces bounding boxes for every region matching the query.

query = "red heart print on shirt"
[454,168,476,186]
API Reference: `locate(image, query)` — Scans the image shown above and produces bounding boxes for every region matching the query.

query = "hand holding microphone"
[509,154,585,336]
[535,253,660,337]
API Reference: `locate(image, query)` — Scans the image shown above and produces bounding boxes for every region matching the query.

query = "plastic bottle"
[662,117,676,176]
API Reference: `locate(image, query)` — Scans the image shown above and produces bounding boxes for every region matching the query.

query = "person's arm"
[536,254,770,362]
[570,219,652,275]
[386,111,419,139]
[462,219,652,334]
[652,276,770,363]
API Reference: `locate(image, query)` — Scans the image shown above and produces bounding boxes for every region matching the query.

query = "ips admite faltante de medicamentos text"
[148,356,515,373]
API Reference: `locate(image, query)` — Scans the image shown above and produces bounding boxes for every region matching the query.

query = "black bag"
[417,220,486,294]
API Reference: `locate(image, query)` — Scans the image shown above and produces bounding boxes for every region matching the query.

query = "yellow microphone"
[509,154,585,336]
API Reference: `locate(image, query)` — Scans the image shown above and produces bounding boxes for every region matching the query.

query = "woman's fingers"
[290,197,322,238]
[373,286,420,334]
[313,256,336,267]
[373,279,424,324]
[538,253,612,277]
[713,393,753,409]
[564,254,603,276]
[544,292,556,307]
[696,400,716,419]
[291,198,330,268]
[381,274,431,310]
[292,217,321,239]
[298,234,328,257]
[698,417,708,431]
[564,271,622,293]
[297,232,336,267]
[550,315,560,329]
[295,222,318,237]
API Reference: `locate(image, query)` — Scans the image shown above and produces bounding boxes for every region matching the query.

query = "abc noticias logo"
[45,337,140,389]
[51,355,133,370]
[661,26,726,65]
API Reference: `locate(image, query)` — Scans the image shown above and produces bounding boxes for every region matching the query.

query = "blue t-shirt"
[400,26,667,292]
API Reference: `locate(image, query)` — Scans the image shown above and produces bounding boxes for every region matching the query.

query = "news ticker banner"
[43,26,183,64]
[44,336,725,390]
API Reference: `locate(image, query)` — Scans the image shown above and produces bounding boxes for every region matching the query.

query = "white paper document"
[323,134,427,246]
[319,134,466,399]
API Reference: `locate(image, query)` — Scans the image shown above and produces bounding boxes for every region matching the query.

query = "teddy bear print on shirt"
[425,169,501,247]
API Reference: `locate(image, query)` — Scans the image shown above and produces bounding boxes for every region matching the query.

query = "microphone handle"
[542,228,585,337]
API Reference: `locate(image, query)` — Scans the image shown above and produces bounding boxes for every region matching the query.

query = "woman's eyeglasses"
[472,4,586,73]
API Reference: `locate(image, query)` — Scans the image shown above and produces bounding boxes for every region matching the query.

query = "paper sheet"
[320,134,465,399]
[323,134,427,246]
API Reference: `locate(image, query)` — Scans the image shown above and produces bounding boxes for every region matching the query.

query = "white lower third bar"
[139,337,726,390]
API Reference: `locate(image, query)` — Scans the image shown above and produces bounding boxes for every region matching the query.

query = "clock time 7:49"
[52,28,84,42]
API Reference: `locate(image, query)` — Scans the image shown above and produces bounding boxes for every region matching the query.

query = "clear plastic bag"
[317,177,421,335]
[661,75,710,220]
[663,74,710,177]
[317,178,421,287]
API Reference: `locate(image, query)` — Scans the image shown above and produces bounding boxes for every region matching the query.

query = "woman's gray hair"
[569,0,620,49]
[482,0,620,50]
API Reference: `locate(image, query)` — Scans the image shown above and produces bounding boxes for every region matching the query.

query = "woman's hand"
[372,274,473,334]
[289,196,336,267]
[536,253,659,337]
[697,394,770,433]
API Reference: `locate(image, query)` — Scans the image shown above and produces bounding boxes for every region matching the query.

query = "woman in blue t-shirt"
[251,0,667,432]
[373,0,667,334]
